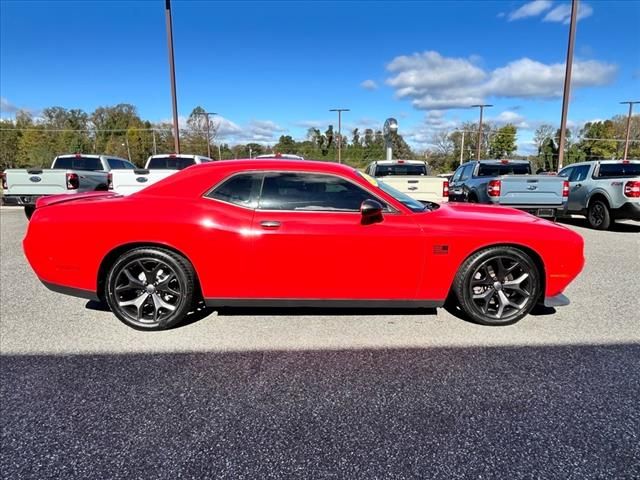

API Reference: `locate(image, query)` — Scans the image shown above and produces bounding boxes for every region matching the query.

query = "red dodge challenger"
[23,159,584,330]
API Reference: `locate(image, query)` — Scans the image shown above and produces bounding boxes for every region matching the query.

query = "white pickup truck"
[364,160,449,204]
[1,154,134,218]
[109,154,214,195]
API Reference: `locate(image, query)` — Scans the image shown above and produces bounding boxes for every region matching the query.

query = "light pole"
[193,111,217,158]
[557,0,578,170]
[165,0,180,154]
[329,108,350,163]
[471,104,492,160]
[621,101,640,161]
[459,131,465,165]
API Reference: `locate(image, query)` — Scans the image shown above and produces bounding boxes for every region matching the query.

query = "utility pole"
[471,105,492,160]
[329,108,350,163]
[620,101,640,161]
[193,111,217,158]
[557,0,578,170]
[459,131,465,165]
[152,130,157,155]
[165,0,180,154]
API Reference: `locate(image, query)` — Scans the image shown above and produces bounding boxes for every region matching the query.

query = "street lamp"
[193,111,217,158]
[471,104,492,160]
[329,108,350,163]
[620,101,640,161]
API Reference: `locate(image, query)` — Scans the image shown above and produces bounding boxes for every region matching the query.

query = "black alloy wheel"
[105,248,196,330]
[587,200,611,230]
[454,247,540,326]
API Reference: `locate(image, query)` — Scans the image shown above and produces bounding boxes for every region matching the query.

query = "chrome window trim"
[202,169,400,214]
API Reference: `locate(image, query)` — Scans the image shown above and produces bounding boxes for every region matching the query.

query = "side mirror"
[361,199,384,224]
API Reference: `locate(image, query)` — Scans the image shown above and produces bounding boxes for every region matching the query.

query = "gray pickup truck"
[558,160,640,229]
[448,159,568,218]
[1,154,134,218]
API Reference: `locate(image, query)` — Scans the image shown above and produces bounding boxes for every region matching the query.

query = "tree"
[0,120,20,169]
[533,124,555,153]
[489,124,517,158]
[430,130,453,156]
[274,135,297,154]
[185,106,218,156]
[579,120,617,160]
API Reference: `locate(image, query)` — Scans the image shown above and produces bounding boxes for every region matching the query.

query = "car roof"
[563,160,639,167]
[147,154,210,159]
[55,154,129,161]
[462,159,530,165]
[373,159,427,165]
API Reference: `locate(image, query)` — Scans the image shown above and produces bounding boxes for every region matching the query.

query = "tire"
[587,199,611,230]
[105,247,196,331]
[453,247,540,326]
[467,193,478,203]
[24,205,35,220]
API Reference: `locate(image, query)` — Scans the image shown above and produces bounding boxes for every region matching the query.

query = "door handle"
[260,221,281,229]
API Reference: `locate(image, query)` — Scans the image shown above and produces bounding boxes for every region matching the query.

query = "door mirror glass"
[361,199,384,224]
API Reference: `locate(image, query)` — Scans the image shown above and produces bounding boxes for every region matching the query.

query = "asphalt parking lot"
[1,208,639,478]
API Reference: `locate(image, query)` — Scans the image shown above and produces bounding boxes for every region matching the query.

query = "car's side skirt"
[204,298,443,309]
[41,281,100,302]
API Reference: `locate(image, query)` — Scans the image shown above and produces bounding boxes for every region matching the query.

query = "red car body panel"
[23,160,584,306]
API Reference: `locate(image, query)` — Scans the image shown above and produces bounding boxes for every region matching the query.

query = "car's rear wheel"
[453,247,540,326]
[105,248,195,331]
[587,199,611,230]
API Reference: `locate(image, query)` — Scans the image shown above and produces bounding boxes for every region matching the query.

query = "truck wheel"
[467,193,478,203]
[24,205,35,220]
[105,248,196,331]
[453,247,540,326]
[587,200,610,230]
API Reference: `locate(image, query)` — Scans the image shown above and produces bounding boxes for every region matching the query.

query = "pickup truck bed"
[364,160,448,204]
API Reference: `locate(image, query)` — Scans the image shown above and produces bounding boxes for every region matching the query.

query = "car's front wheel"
[105,248,196,330]
[453,247,540,326]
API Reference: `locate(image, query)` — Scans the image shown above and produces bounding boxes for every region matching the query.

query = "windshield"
[147,156,197,170]
[478,163,531,176]
[375,164,427,176]
[357,171,427,212]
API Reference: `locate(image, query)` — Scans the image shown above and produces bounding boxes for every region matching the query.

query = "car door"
[567,165,591,211]
[449,166,465,201]
[250,172,426,301]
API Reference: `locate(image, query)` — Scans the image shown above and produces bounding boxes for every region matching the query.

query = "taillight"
[563,180,570,198]
[442,180,449,197]
[66,172,79,190]
[624,180,640,198]
[487,179,501,197]
[1,173,7,190]
[107,173,113,190]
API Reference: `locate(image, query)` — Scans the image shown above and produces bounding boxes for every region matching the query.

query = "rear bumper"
[1,194,44,206]
[612,202,640,221]
[544,293,570,308]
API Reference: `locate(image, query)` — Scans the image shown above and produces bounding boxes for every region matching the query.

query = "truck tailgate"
[379,176,446,202]
[111,170,176,195]
[5,170,69,195]
[499,176,565,206]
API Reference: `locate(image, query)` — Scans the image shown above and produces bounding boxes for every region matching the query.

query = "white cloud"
[0,97,19,113]
[508,0,553,21]
[217,118,285,144]
[360,79,378,90]
[490,110,530,129]
[385,51,617,110]
[543,2,593,23]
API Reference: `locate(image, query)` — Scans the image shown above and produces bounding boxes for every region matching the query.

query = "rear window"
[596,163,640,178]
[147,156,197,170]
[374,164,427,176]
[53,156,103,171]
[477,163,532,176]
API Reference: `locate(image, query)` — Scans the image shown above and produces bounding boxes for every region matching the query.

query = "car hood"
[432,202,546,224]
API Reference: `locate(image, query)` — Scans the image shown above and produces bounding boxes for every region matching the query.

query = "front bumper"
[544,293,570,308]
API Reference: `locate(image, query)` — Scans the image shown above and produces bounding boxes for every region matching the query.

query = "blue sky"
[1,0,639,153]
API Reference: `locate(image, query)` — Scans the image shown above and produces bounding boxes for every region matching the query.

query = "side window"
[558,167,573,179]
[460,164,473,181]
[108,159,124,169]
[53,157,72,169]
[451,166,464,183]
[259,173,382,212]
[570,165,590,182]
[206,174,262,208]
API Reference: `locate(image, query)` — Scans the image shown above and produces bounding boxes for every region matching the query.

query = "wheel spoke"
[118,292,149,320]
[503,273,530,296]
[152,293,177,313]
[473,289,495,314]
